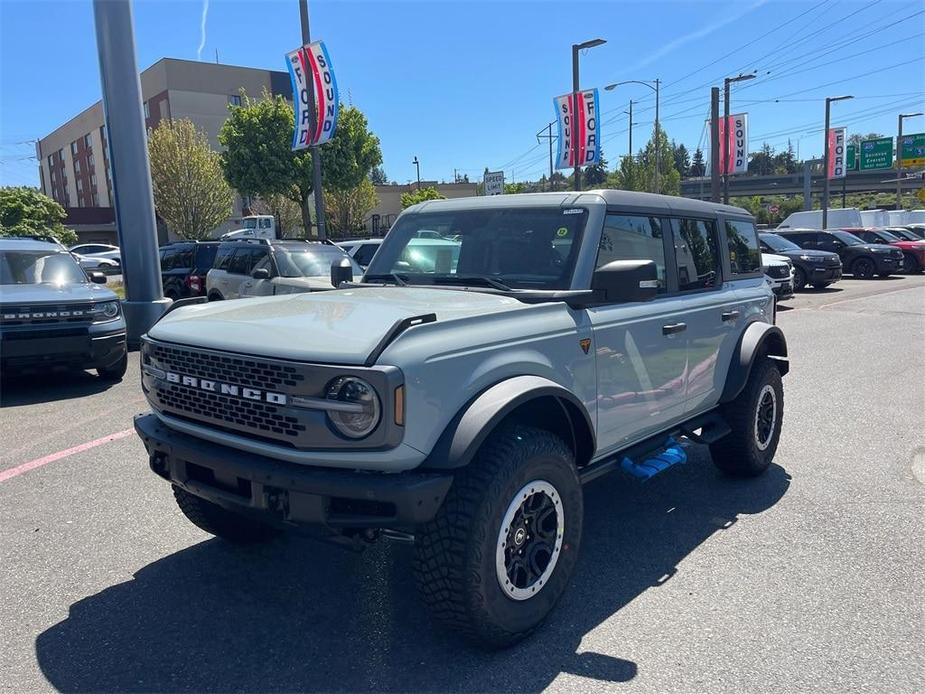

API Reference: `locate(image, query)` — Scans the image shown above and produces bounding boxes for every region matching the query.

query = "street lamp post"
[412,156,421,189]
[571,38,606,191]
[897,112,923,211]
[723,73,756,204]
[605,79,660,192]
[822,95,853,229]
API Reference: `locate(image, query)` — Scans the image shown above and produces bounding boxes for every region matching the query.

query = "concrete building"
[36,58,292,244]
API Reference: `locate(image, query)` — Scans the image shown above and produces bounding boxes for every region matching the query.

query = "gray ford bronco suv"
[135,190,788,648]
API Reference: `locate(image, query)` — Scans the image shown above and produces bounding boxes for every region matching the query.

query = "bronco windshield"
[0,250,87,285]
[365,207,588,290]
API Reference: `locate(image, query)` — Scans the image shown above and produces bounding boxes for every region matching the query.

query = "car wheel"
[851,257,875,279]
[903,254,921,274]
[710,359,783,477]
[172,486,278,544]
[96,353,127,381]
[792,267,807,291]
[811,282,831,289]
[208,292,223,301]
[414,425,582,649]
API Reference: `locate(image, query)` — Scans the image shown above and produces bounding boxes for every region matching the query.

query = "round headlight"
[325,376,381,439]
[101,301,120,319]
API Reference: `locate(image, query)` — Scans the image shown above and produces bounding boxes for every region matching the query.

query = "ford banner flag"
[286,40,339,151]
[554,89,600,169]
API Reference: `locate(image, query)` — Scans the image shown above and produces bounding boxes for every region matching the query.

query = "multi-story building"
[36,58,292,244]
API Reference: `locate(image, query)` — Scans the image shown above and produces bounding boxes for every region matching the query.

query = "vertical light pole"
[571,38,606,191]
[93,0,168,345]
[822,95,853,229]
[624,100,634,156]
[897,112,923,211]
[605,79,660,192]
[723,73,755,204]
[412,156,421,189]
[298,0,327,240]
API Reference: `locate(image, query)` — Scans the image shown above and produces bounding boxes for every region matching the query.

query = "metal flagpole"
[299,0,327,240]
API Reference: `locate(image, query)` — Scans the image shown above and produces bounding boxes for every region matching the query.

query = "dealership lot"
[1,276,923,693]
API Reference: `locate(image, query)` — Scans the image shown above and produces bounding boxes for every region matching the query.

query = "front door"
[589,213,690,453]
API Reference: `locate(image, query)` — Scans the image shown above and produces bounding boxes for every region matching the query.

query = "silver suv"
[135,191,788,647]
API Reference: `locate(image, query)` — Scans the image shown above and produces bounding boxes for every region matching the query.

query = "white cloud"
[623,0,768,74]
[197,0,209,61]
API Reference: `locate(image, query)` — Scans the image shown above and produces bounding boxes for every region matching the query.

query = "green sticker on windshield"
[556,227,569,237]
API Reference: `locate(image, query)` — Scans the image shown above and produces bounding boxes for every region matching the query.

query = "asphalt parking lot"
[1,275,923,693]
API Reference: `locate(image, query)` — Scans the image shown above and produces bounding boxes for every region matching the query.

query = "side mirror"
[591,260,658,303]
[252,267,270,280]
[330,258,354,287]
[89,271,107,284]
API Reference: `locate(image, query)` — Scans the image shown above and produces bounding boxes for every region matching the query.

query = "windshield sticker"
[556,227,570,237]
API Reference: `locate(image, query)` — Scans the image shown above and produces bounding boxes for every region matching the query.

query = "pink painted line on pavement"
[0,428,134,484]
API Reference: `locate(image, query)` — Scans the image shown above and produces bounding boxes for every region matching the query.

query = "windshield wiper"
[431,275,513,291]
[363,273,409,286]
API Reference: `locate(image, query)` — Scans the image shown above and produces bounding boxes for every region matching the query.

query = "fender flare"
[720,321,789,403]
[424,375,596,470]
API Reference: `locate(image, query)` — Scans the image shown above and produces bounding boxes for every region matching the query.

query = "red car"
[844,227,925,274]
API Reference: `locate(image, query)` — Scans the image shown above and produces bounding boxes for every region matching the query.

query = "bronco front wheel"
[414,425,582,648]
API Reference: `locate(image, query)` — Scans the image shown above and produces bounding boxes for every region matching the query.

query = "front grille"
[149,342,306,391]
[767,265,789,278]
[0,303,94,326]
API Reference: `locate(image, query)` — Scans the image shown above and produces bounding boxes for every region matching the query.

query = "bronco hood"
[0,283,117,305]
[147,286,529,364]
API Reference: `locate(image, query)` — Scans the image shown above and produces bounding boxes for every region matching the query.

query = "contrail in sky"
[623,0,768,74]
[197,0,209,61]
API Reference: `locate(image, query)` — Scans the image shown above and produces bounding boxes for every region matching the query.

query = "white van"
[777,208,862,230]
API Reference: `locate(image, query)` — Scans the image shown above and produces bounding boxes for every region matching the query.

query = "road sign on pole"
[846,144,857,171]
[859,137,894,170]
[483,170,505,196]
[899,132,925,168]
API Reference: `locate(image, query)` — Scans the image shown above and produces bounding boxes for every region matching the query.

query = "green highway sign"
[859,137,893,171]
[846,144,857,170]
[899,132,925,169]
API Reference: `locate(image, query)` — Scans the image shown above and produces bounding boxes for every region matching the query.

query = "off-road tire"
[172,485,277,544]
[792,267,807,291]
[414,425,582,649]
[851,257,875,279]
[710,359,783,477]
[96,353,127,381]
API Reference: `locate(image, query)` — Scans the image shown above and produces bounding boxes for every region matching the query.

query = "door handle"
[662,322,687,335]
[721,310,740,322]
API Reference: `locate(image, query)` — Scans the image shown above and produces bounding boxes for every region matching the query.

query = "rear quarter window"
[725,219,761,275]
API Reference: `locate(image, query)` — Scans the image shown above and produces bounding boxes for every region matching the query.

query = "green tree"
[369,165,388,185]
[582,150,609,187]
[849,132,884,146]
[400,186,444,208]
[690,147,706,177]
[749,143,775,176]
[148,118,233,240]
[325,178,379,235]
[504,182,528,194]
[0,187,76,245]
[219,93,382,236]
[671,141,690,178]
[248,193,304,238]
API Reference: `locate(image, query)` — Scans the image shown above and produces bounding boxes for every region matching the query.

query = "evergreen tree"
[690,148,706,177]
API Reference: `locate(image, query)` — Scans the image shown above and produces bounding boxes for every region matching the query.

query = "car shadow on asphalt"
[0,370,114,407]
[34,449,790,693]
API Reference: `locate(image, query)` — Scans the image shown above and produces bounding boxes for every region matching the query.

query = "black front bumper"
[873,256,904,274]
[0,326,126,371]
[808,264,842,283]
[134,413,453,530]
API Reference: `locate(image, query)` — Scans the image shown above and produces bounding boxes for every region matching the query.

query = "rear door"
[589,213,690,452]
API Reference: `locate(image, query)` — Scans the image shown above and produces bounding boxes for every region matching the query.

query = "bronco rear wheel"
[414,425,582,649]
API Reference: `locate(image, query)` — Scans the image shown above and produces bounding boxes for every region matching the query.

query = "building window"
[71,141,78,155]
[228,94,242,106]
[90,173,97,187]
[88,153,95,169]
[74,159,81,175]
[91,191,99,206]
[84,133,92,149]
[143,100,150,118]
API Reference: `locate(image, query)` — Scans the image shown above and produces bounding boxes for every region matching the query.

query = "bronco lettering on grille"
[164,370,287,405]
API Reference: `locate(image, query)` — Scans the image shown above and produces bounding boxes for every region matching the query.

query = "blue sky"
[1,0,923,188]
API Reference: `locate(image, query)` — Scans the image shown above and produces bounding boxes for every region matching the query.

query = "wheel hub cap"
[754,384,777,451]
[495,480,564,601]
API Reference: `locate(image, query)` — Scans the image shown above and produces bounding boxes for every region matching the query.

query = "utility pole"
[897,112,923,211]
[571,38,606,192]
[536,121,556,191]
[710,87,721,203]
[92,0,168,344]
[299,0,326,240]
[653,78,660,194]
[625,100,633,155]
[803,160,812,210]
[723,73,755,204]
[822,95,853,229]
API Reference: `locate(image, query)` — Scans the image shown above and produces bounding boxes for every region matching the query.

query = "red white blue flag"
[286,40,339,150]
[554,89,600,170]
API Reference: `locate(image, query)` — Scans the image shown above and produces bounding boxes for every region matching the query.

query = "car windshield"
[364,207,588,290]
[760,233,801,252]
[832,231,864,246]
[274,246,362,278]
[0,250,87,285]
[873,230,900,242]
[889,229,918,241]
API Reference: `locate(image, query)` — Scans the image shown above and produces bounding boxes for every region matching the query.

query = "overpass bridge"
[680,168,924,200]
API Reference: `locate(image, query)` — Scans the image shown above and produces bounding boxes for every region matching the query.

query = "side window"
[817,234,840,251]
[213,246,234,271]
[252,255,272,275]
[159,249,171,271]
[226,248,252,275]
[353,244,378,266]
[597,214,667,293]
[671,218,721,291]
[249,248,269,272]
[725,219,761,275]
[175,249,194,269]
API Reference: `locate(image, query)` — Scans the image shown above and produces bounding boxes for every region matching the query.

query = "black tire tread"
[172,485,276,544]
[414,425,575,648]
